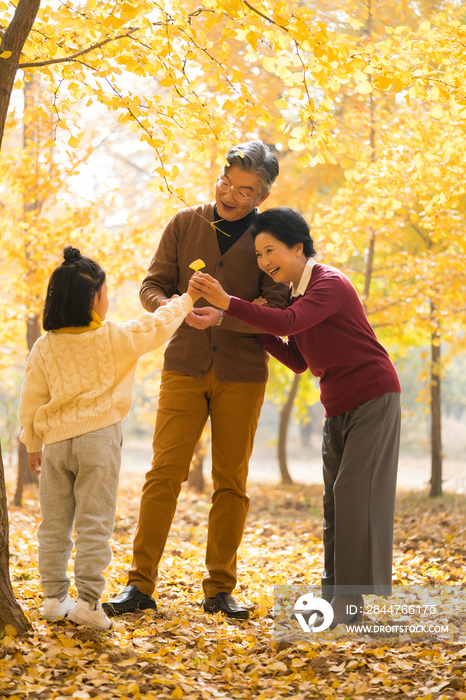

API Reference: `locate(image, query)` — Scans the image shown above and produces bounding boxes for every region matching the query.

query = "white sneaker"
[68,599,112,630]
[42,594,75,621]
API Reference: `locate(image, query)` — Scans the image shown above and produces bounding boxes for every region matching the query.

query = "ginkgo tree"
[310,100,466,496]
[1,1,466,164]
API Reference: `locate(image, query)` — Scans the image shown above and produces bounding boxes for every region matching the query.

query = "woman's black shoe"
[329,594,364,629]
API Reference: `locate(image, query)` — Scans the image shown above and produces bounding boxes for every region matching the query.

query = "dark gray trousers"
[321,392,401,596]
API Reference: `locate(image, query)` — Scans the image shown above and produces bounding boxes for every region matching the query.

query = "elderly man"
[103,140,288,619]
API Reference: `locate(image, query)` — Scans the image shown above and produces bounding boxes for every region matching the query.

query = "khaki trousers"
[39,424,122,605]
[321,392,401,596]
[129,367,266,597]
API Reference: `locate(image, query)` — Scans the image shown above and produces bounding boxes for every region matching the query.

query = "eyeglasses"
[216,177,255,203]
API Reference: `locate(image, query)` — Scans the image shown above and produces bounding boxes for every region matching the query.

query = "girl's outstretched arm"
[122,293,194,357]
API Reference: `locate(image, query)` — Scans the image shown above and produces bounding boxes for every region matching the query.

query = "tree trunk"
[0,0,41,151]
[429,305,442,497]
[0,442,31,633]
[361,95,376,305]
[299,420,311,448]
[277,374,300,485]
[299,402,324,448]
[361,2,376,308]
[14,442,31,506]
[15,314,40,504]
[188,439,205,493]
[14,78,43,505]
[363,231,376,300]
[23,84,42,488]
[18,315,40,497]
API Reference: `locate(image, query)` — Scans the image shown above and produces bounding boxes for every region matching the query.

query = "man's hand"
[253,296,268,306]
[186,307,220,329]
[28,451,42,474]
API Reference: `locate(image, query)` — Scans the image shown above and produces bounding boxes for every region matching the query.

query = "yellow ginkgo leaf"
[355,80,373,95]
[431,105,444,119]
[189,259,206,272]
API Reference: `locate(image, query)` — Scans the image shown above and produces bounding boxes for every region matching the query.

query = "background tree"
[0,443,30,632]
[266,360,320,484]
[311,102,466,495]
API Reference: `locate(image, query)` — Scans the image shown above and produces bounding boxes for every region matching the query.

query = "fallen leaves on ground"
[2,473,466,699]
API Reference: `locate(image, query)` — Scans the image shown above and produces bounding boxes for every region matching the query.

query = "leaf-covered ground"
[2,472,466,700]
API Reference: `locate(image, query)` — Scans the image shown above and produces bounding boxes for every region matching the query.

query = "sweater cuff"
[25,439,43,453]
[180,293,194,315]
[225,296,242,316]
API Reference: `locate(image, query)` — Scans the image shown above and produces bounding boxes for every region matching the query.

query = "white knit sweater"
[19,294,193,452]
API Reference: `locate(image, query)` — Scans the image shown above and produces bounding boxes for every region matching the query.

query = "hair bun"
[63,246,82,263]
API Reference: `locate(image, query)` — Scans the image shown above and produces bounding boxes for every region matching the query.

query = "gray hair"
[224,140,279,195]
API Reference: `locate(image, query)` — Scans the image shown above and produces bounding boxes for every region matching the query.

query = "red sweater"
[226,263,401,417]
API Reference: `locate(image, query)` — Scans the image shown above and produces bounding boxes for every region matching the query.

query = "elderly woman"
[189,207,401,628]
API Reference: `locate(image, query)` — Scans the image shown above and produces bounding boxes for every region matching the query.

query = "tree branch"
[243,0,288,31]
[0,0,41,150]
[18,26,142,68]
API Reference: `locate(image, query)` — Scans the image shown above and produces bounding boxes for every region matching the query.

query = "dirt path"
[121,441,466,493]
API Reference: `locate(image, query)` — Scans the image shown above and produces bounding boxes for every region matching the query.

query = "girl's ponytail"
[63,246,82,264]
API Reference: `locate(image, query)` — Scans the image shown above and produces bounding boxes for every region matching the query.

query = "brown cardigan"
[140,202,289,382]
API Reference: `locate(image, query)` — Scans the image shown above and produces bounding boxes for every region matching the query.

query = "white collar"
[291,258,317,297]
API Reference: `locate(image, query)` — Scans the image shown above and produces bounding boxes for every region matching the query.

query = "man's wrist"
[212,309,224,326]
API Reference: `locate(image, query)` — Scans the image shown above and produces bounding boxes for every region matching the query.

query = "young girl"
[190,207,401,628]
[19,246,199,630]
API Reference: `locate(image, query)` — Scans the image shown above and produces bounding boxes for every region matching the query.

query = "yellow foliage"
[2,0,463,195]
[1,0,466,413]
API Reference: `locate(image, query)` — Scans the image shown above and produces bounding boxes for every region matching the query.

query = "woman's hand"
[189,273,231,311]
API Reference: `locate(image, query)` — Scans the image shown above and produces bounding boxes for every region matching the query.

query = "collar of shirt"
[212,205,258,237]
[53,310,103,334]
[291,258,317,298]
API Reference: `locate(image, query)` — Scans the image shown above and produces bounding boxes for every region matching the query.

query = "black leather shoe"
[313,594,364,629]
[329,594,364,629]
[201,592,249,620]
[102,585,157,616]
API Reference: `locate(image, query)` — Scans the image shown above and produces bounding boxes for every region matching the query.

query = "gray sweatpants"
[38,423,122,605]
[321,392,401,597]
